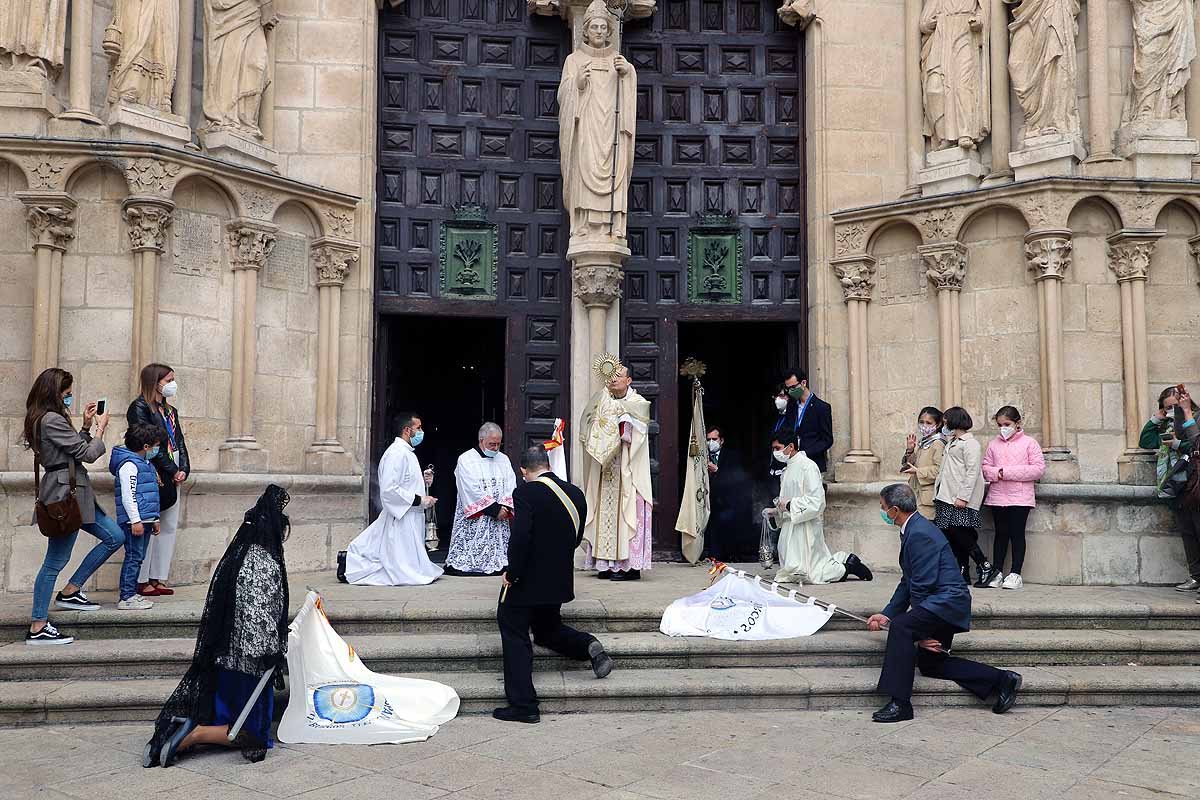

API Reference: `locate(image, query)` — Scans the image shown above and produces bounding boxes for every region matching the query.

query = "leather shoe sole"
[492,706,540,724]
[588,640,614,679]
[992,671,1022,714]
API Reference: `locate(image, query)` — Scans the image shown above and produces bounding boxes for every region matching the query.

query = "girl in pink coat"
[981,406,1046,590]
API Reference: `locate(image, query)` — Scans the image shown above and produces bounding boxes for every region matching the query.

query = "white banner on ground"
[278,591,460,745]
[659,573,834,640]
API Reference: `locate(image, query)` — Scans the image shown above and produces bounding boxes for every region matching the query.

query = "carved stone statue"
[1007,0,1081,140]
[920,0,990,150]
[106,0,179,112]
[0,0,67,77]
[202,0,277,136]
[1123,0,1196,124]
[558,0,637,243]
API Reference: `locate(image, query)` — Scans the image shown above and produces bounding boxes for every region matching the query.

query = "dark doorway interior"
[675,321,799,559]
[377,315,507,548]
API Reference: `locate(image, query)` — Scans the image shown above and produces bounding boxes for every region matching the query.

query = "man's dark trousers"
[877,606,1004,702]
[497,601,596,714]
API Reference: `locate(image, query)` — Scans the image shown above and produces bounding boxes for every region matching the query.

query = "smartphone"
[1162,432,1175,444]
[96,398,107,416]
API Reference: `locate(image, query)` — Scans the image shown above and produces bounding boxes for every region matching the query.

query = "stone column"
[569,249,624,481]
[173,0,196,126]
[920,242,967,408]
[985,0,1012,182]
[305,238,360,474]
[1190,234,1200,286]
[1025,230,1079,481]
[903,0,923,196]
[1108,230,1162,483]
[1084,0,1118,162]
[260,23,276,147]
[19,194,76,380]
[830,254,880,481]
[1190,6,1200,167]
[59,0,101,124]
[122,198,175,393]
[219,220,277,472]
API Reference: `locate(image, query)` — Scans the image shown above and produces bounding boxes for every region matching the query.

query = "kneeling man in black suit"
[494,447,613,724]
[867,483,1021,722]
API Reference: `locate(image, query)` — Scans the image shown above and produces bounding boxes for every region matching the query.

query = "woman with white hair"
[444,422,517,576]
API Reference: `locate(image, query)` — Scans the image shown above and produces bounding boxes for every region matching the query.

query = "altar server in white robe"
[345,412,443,586]
[445,422,517,576]
[769,431,873,585]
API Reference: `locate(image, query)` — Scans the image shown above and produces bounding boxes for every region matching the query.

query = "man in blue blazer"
[867,484,1021,722]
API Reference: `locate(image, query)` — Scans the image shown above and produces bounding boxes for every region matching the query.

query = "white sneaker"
[1001,573,1023,590]
[117,595,154,610]
[987,571,1005,589]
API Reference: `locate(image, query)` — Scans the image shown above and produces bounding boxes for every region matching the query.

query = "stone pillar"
[1025,230,1079,481]
[305,238,360,474]
[122,198,175,394]
[920,242,967,408]
[219,220,277,472]
[1190,234,1200,286]
[984,0,1012,183]
[1190,6,1200,171]
[830,254,880,481]
[173,0,196,126]
[59,0,102,124]
[1108,230,1162,483]
[569,248,624,481]
[903,0,923,196]
[260,23,276,147]
[19,194,76,380]
[1084,0,1118,163]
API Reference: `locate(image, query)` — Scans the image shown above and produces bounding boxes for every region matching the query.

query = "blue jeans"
[31,505,124,621]
[119,522,152,601]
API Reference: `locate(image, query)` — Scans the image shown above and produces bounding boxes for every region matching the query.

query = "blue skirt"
[213,667,274,749]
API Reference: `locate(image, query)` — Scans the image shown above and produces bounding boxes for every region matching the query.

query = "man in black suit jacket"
[494,447,614,724]
[704,427,755,562]
[867,483,1022,722]
[769,369,834,495]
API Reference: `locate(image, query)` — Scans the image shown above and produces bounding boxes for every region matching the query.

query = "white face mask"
[707,440,720,453]
[999,425,1016,440]
[942,426,953,437]
[772,449,790,463]
[774,397,787,412]
[161,380,178,398]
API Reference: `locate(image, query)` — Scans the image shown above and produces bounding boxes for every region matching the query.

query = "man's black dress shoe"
[992,670,1022,714]
[493,706,540,724]
[872,700,914,723]
[596,570,612,579]
[588,640,614,678]
[844,553,873,581]
[610,569,641,581]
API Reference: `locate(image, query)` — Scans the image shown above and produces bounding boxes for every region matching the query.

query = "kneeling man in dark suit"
[867,483,1021,722]
[494,447,613,724]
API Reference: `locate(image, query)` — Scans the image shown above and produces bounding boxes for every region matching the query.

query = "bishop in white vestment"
[446,423,517,575]
[770,432,872,585]
[345,415,443,586]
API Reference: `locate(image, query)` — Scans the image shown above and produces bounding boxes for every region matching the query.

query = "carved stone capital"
[527,0,562,15]
[18,192,77,252]
[312,238,360,287]
[1024,230,1073,282]
[123,157,182,196]
[778,0,817,28]
[831,254,877,302]
[1106,230,1163,284]
[122,197,176,253]
[226,220,278,271]
[572,263,625,307]
[920,242,967,292]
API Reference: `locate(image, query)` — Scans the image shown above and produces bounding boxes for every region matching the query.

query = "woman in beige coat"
[900,406,946,520]
[23,368,122,645]
[933,406,994,584]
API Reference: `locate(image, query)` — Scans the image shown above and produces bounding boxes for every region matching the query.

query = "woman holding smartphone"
[128,363,191,597]
[1142,386,1200,592]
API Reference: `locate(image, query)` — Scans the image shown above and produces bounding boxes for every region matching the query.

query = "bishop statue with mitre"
[580,355,653,580]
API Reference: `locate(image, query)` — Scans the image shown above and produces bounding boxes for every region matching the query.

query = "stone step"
[4,665,1199,724]
[4,628,1200,681]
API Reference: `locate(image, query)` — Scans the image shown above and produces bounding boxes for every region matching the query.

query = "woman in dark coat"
[127,363,191,597]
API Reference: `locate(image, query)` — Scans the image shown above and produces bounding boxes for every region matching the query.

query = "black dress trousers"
[877,605,1004,703]
[497,601,597,713]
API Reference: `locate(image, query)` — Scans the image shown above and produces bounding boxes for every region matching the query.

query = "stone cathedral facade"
[0,0,1196,591]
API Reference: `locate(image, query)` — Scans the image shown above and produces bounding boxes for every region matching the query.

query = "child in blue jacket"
[110,424,164,610]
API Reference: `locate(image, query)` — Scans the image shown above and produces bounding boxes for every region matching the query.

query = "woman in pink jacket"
[981,406,1046,590]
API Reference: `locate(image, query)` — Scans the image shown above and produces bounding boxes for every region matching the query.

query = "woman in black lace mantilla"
[144,485,291,767]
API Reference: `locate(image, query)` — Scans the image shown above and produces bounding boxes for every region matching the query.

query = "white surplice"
[446,448,516,574]
[344,437,443,586]
[773,451,848,585]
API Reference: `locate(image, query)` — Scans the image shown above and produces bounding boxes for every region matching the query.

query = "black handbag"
[32,418,82,539]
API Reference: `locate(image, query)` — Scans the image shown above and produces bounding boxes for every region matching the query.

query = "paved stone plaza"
[10,706,1200,800]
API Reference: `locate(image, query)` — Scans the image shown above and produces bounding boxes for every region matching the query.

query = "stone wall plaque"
[264,231,309,291]
[172,210,222,278]
[878,251,926,305]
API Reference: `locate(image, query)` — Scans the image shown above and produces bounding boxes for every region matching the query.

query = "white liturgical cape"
[344,438,443,586]
[446,448,516,574]
[773,451,848,585]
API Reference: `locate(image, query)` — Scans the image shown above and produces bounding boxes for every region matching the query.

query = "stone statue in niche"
[0,0,66,78]
[1006,0,1081,141]
[105,0,179,112]
[1123,0,1196,124]
[920,0,990,151]
[202,0,277,136]
[558,0,637,243]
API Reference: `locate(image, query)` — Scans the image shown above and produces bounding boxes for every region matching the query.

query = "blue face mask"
[63,395,73,408]
[410,430,425,447]
[481,448,497,458]
[880,509,896,526]
[146,446,160,459]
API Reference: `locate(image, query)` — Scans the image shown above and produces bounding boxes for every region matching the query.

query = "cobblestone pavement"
[11,706,1200,799]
